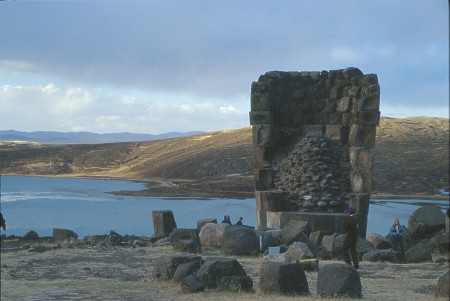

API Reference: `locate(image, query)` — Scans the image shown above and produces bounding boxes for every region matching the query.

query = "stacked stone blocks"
[250,67,380,237]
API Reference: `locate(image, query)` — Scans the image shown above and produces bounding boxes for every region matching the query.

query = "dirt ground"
[1,239,448,301]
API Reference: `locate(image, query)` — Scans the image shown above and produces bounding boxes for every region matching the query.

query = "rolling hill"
[0,117,448,198]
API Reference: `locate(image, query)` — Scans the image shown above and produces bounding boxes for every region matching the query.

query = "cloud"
[0,0,447,133]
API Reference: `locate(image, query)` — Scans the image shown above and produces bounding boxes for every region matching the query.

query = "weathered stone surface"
[196,257,247,288]
[252,125,275,146]
[220,225,260,256]
[153,255,201,280]
[173,260,202,283]
[254,168,273,191]
[196,218,217,232]
[249,111,273,125]
[255,191,287,212]
[168,228,201,254]
[407,206,446,240]
[199,223,228,248]
[52,228,78,241]
[435,270,449,298]
[316,263,361,298]
[251,68,378,233]
[405,241,433,263]
[286,241,315,261]
[280,220,311,245]
[366,232,391,249]
[428,233,450,254]
[362,249,400,263]
[259,262,309,295]
[217,275,253,292]
[152,210,177,239]
[180,274,205,293]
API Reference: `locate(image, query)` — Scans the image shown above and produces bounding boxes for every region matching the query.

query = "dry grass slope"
[0,117,448,197]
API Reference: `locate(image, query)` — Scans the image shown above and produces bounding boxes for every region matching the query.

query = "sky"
[0,0,448,134]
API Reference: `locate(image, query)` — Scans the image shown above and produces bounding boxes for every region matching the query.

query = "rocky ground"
[1,237,448,301]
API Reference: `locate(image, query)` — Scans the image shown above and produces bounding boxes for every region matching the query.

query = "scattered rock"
[196,257,247,288]
[405,241,433,263]
[199,223,228,248]
[217,275,253,292]
[220,225,259,256]
[180,274,205,293]
[366,232,391,249]
[168,228,201,254]
[407,206,446,240]
[259,262,309,295]
[435,270,449,298]
[316,263,361,298]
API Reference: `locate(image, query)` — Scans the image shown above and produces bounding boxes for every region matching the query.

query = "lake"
[1,176,448,238]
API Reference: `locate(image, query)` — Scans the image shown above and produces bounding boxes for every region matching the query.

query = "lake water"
[1,176,448,238]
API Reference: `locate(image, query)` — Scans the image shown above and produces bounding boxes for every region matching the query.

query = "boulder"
[435,270,449,298]
[180,274,205,293]
[404,241,432,263]
[199,223,228,248]
[316,263,361,298]
[362,249,400,263]
[196,257,247,288]
[168,228,201,254]
[259,262,309,295]
[309,230,329,248]
[407,206,446,240]
[153,254,201,280]
[286,241,315,262]
[217,275,253,292]
[298,259,319,272]
[197,218,217,232]
[280,220,311,245]
[52,228,78,242]
[366,232,391,249]
[221,225,260,256]
[428,233,449,254]
[152,210,177,239]
[173,260,202,283]
[322,234,374,260]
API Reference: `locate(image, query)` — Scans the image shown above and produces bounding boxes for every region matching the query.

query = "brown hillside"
[0,117,448,197]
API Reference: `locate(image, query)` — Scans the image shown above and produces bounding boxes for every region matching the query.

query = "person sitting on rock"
[235,217,243,225]
[221,215,232,225]
[389,217,405,262]
[342,206,359,269]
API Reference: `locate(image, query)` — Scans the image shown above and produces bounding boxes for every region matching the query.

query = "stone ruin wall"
[250,67,380,237]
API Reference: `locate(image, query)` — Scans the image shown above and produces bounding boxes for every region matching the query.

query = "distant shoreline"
[3,174,449,200]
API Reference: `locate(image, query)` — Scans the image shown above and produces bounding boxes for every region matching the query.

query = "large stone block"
[249,111,273,125]
[353,95,380,112]
[267,212,299,230]
[253,146,273,168]
[255,191,287,212]
[168,228,201,254]
[296,212,347,234]
[361,74,378,85]
[257,209,268,230]
[254,168,273,190]
[251,92,271,111]
[349,147,375,173]
[336,97,352,113]
[53,228,78,241]
[260,262,309,295]
[350,170,372,193]
[197,218,217,232]
[325,125,349,143]
[361,84,380,97]
[348,125,376,147]
[317,263,361,297]
[252,124,275,146]
[353,111,380,126]
[152,210,177,239]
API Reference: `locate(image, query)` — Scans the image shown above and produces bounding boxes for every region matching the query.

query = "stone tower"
[250,67,380,237]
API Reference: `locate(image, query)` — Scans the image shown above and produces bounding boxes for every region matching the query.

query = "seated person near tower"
[389,217,405,262]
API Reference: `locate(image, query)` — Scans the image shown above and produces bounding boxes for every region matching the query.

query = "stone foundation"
[250,67,379,236]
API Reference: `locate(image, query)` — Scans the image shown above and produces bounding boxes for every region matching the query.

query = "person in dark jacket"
[389,217,405,262]
[235,217,243,225]
[342,206,359,269]
[221,215,232,225]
